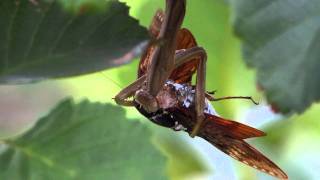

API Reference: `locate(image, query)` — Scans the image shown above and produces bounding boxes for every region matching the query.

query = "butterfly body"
[135,80,216,130]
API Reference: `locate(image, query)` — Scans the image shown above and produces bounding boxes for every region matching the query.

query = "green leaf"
[231,0,320,113]
[0,0,148,84]
[0,99,167,180]
[184,0,257,118]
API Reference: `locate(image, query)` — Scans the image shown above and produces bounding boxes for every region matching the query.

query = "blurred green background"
[1,0,320,179]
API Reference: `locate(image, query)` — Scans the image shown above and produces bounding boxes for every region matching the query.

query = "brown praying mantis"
[114,0,288,179]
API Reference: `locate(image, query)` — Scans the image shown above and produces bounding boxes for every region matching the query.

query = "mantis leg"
[146,0,186,97]
[176,48,259,136]
[114,45,205,107]
[172,47,207,137]
[114,76,146,106]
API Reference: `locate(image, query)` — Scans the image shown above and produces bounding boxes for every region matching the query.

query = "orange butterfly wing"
[138,10,163,78]
[171,108,288,179]
[202,115,288,179]
[204,114,266,139]
[170,28,198,84]
[138,10,198,84]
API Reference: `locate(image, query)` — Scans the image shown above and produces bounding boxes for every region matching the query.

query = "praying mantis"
[114,0,288,179]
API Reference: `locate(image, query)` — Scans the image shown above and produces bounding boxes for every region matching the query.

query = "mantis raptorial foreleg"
[114,76,146,106]
[115,47,207,138]
[167,47,208,137]
[146,0,186,97]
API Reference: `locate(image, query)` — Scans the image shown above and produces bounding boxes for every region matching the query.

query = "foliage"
[0,0,147,83]
[0,99,167,180]
[231,0,320,113]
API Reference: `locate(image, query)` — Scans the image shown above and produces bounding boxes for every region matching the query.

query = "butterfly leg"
[206,94,259,105]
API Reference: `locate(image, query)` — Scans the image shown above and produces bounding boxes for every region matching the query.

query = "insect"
[114,0,288,179]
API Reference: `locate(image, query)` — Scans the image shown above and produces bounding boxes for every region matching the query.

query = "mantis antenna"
[100,72,123,90]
